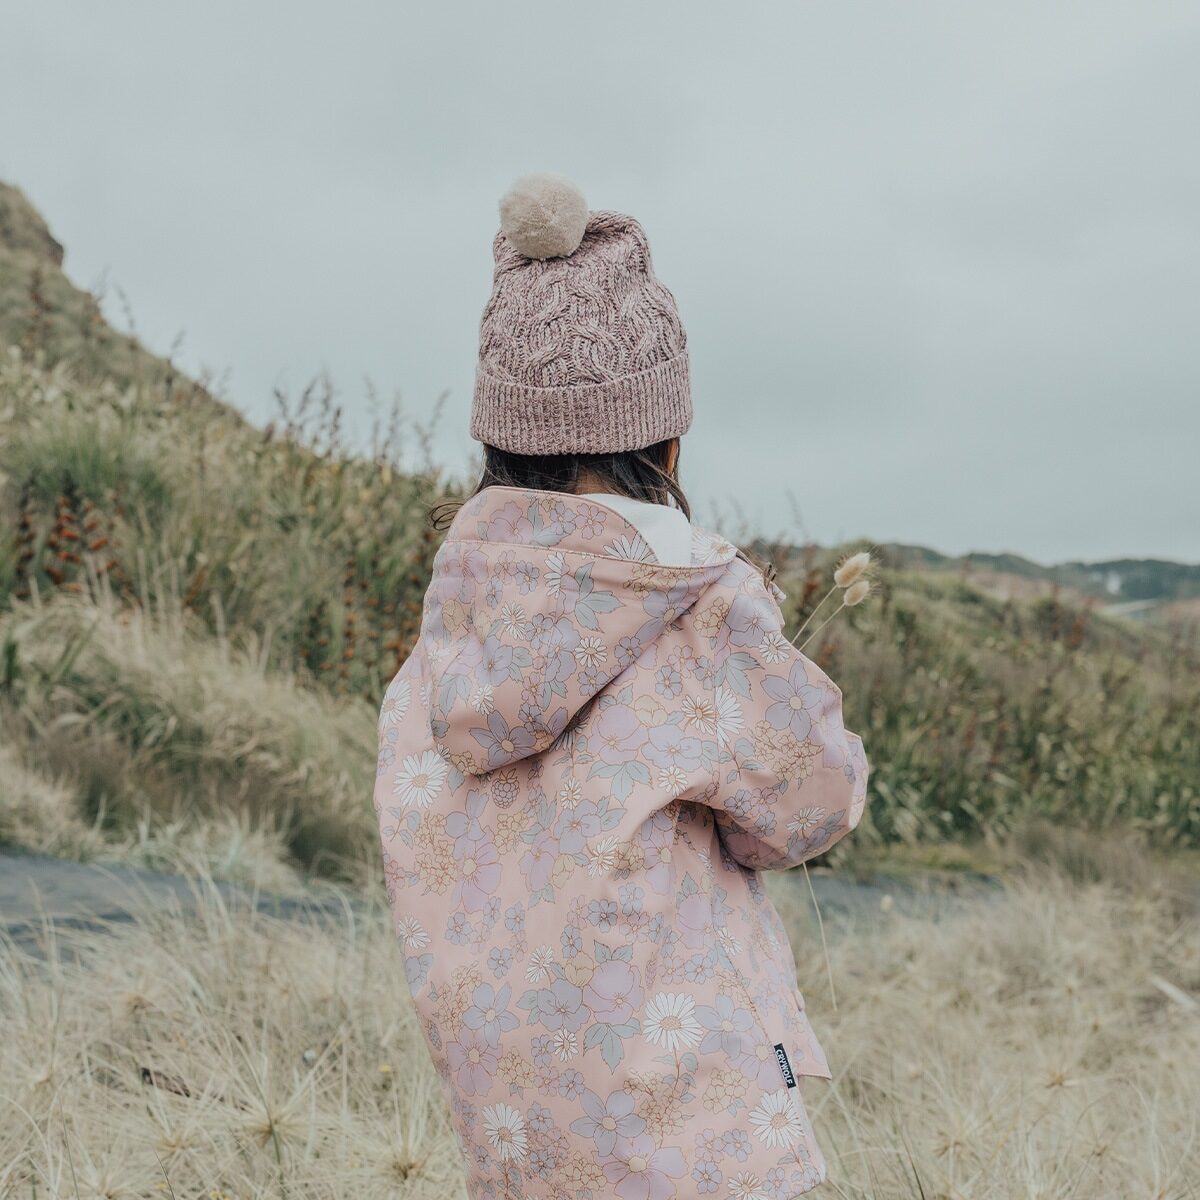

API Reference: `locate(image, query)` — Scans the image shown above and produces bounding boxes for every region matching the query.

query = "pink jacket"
[374,487,868,1200]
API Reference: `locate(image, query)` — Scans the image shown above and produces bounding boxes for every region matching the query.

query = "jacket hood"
[421,487,738,774]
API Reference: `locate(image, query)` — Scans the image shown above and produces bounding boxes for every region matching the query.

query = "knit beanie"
[470,174,692,456]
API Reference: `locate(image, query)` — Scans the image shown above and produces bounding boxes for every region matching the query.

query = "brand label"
[773,1043,797,1088]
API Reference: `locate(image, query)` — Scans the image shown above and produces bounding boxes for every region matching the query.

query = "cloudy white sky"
[2,2,1197,562]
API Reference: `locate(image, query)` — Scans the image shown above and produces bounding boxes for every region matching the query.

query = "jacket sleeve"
[699,576,869,871]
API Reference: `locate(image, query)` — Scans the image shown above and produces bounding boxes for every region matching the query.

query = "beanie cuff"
[471,354,692,455]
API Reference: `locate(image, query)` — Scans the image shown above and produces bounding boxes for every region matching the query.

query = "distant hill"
[877,542,1199,621]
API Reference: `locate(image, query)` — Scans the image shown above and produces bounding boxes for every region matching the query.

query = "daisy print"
[470,684,495,714]
[545,552,568,596]
[605,533,655,562]
[682,693,718,735]
[787,806,827,835]
[395,915,429,952]
[749,1090,805,1148]
[574,636,607,667]
[728,1172,769,1200]
[714,687,744,746]
[481,1103,527,1162]
[393,750,448,809]
[643,992,703,1052]
[758,631,790,664]
[379,676,411,725]
[499,602,527,637]
[526,945,556,982]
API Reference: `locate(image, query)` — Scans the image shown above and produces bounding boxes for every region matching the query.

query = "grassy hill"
[1,181,1197,884]
[880,540,1200,616]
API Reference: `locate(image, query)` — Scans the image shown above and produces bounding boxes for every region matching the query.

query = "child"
[375,175,869,1200]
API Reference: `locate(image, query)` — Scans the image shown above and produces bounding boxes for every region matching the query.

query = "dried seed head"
[844,579,871,607]
[834,551,871,589]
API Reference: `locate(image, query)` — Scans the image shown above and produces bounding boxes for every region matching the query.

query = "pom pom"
[499,174,588,260]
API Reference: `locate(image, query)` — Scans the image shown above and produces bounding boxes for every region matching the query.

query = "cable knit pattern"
[472,211,693,454]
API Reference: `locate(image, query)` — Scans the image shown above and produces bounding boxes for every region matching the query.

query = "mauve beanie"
[470,174,692,456]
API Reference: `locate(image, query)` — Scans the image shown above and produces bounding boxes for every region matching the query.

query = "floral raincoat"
[374,487,868,1200]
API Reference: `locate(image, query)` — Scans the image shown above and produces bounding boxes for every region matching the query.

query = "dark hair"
[429,440,774,584]
[431,439,689,530]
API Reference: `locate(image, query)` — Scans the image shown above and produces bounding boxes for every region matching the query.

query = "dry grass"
[1,867,1195,1199]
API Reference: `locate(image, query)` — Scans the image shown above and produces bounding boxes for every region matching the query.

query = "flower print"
[447,1027,499,1095]
[555,799,604,855]
[644,583,693,628]
[444,787,488,846]
[526,945,556,982]
[632,693,669,727]
[787,806,826,835]
[552,1029,579,1060]
[615,634,644,669]
[682,694,718,734]
[545,552,568,596]
[645,724,704,773]
[576,502,607,539]
[583,959,643,1024]
[519,827,558,891]
[393,750,449,809]
[587,836,619,875]
[721,1128,751,1162]
[463,982,519,1043]
[605,533,655,562]
[547,498,578,532]
[655,664,683,698]
[693,596,731,640]
[500,602,527,637]
[724,593,775,648]
[644,993,702,1052]
[484,576,502,608]
[478,636,516,686]
[472,711,536,769]
[446,912,472,945]
[603,1136,687,1200]
[487,946,512,978]
[574,636,607,667]
[594,706,649,764]
[556,776,583,808]
[469,683,495,714]
[570,1088,646,1156]
[561,925,583,957]
[379,676,411,725]
[761,660,824,740]
[734,1042,789,1091]
[404,952,432,990]
[749,1089,804,1148]
[692,1159,721,1194]
[676,893,713,950]
[695,994,754,1056]
[728,1171,769,1200]
[533,979,588,1032]
[713,687,744,746]
[758,631,790,664]
[587,898,618,930]
[481,1102,528,1161]
[514,560,539,593]
[658,766,688,797]
[487,501,534,544]
[395,915,429,952]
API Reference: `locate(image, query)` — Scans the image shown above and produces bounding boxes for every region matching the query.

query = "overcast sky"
[3,2,1197,563]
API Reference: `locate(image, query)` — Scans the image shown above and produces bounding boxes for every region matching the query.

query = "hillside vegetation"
[1,181,1198,884]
